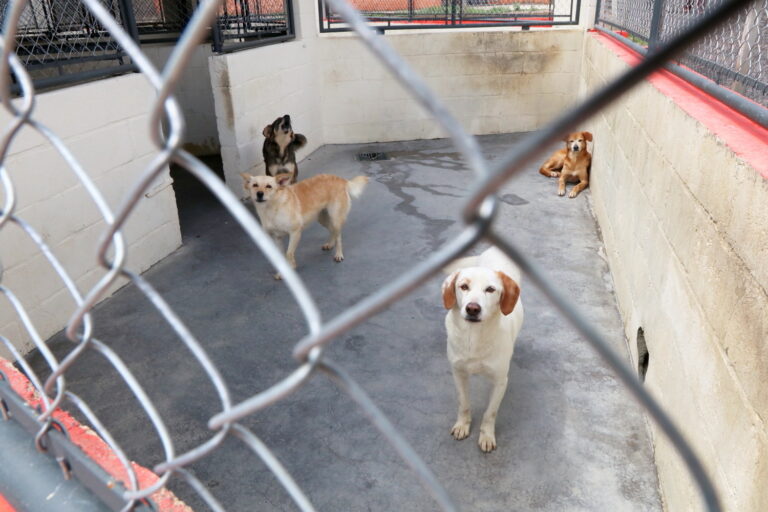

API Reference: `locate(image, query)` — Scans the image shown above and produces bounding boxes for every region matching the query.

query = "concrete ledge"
[582,30,768,512]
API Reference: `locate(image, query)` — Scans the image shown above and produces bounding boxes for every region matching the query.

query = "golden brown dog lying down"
[538,131,593,198]
[240,172,368,279]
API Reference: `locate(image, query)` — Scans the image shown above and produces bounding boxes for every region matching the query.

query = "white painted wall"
[581,33,768,512]
[0,73,182,357]
[144,43,220,155]
[209,1,585,196]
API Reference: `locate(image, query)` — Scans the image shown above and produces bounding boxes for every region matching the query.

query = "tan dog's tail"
[347,176,369,198]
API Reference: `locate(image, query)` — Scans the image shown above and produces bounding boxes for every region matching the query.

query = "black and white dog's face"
[263,115,294,147]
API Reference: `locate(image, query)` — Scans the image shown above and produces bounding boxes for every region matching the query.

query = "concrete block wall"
[581,33,768,511]
[208,38,325,190]
[0,73,182,357]
[319,29,583,144]
[144,43,220,155]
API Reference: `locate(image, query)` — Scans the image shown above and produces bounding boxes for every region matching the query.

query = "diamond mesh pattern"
[0,0,749,510]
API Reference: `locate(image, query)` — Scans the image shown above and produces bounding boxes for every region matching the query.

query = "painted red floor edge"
[0,494,15,512]
[590,30,768,178]
[0,358,192,511]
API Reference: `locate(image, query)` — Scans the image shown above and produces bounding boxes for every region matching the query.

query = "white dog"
[441,247,524,452]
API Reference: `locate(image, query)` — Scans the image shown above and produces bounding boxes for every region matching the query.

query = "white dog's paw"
[274,272,282,281]
[322,243,332,251]
[451,421,470,440]
[334,254,344,262]
[478,431,496,452]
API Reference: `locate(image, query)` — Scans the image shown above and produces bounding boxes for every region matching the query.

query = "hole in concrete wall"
[637,327,649,382]
[356,152,390,161]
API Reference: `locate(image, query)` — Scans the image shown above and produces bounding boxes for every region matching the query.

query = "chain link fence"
[1,0,293,92]
[1,0,136,92]
[319,0,579,31]
[212,0,294,52]
[0,0,756,510]
[597,0,768,109]
[132,0,194,41]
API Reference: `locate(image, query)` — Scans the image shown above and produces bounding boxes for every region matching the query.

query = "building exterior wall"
[581,33,768,512]
[144,43,220,155]
[318,28,583,144]
[0,73,182,357]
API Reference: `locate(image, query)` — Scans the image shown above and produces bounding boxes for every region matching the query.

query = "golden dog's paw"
[568,190,579,198]
[558,189,566,197]
[274,272,282,281]
[550,171,561,178]
[478,431,496,452]
[451,421,470,440]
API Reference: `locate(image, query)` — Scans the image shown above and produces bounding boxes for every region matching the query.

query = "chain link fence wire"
[0,0,757,510]
[1,0,135,92]
[212,0,295,52]
[132,0,194,41]
[319,0,578,32]
[597,0,768,109]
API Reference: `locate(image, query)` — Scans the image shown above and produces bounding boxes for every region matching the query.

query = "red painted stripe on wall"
[0,358,192,511]
[591,31,768,178]
[0,494,16,512]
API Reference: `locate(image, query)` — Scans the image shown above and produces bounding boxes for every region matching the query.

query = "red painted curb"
[0,494,16,512]
[592,31,768,177]
[0,358,193,512]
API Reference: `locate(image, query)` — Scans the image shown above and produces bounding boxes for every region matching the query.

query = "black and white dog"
[262,114,307,184]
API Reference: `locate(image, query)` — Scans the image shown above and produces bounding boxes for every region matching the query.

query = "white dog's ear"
[497,271,520,316]
[441,271,459,310]
[275,174,292,187]
[240,172,252,190]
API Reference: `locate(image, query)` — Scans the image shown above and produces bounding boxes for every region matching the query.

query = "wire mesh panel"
[132,0,194,41]
[597,0,768,108]
[211,0,294,52]
[0,0,753,510]
[1,0,135,92]
[318,0,579,32]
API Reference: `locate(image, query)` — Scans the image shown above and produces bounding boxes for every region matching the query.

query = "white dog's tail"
[347,176,369,199]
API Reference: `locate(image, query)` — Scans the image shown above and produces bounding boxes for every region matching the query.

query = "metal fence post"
[648,0,665,53]
[117,0,140,42]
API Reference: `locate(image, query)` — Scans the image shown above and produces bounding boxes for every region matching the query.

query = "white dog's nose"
[465,302,481,317]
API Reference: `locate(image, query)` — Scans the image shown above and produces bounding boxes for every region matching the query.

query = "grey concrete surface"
[32,134,662,511]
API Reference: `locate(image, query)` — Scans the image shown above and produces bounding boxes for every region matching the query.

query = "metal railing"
[2,0,137,93]
[2,0,294,93]
[318,0,580,32]
[0,0,756,510]
[132,0,195,42]
[211,0,295,52]
[596,0,768,123]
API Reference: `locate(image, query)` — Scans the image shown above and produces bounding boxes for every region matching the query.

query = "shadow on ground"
[29,134,661,511]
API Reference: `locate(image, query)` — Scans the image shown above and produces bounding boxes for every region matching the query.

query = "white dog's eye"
[266,185,272,189]
[485,286,496,293]
[459,284,469,291]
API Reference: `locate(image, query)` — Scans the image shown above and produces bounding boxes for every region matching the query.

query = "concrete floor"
[33,134,661,511]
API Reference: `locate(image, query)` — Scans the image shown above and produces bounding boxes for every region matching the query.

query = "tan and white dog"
[241,172,368,279]
[441,247,524,452]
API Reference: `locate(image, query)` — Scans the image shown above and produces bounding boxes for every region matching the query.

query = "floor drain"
[356,152,390,161]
